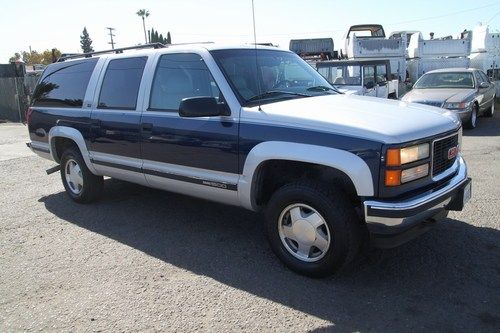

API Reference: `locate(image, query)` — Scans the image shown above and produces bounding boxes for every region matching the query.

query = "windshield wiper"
[307,85,343,94]
[247,90,311,102]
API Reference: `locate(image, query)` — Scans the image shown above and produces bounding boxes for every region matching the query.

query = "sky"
[1,0,499,63]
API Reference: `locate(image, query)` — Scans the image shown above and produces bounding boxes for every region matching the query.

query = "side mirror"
[479,82,490,89]
[179,97,230,117]
[365,81,375,89]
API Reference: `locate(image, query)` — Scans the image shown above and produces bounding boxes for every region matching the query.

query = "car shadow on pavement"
[39,180,500,332]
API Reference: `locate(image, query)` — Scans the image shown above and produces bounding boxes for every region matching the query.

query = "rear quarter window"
[32,59,98,108]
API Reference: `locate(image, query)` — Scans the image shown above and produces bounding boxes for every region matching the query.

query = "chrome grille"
[432,133,459,176]
[417,101,443,108]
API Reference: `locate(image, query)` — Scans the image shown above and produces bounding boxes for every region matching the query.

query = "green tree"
[166,32,171,44]
[149,28,170,44]
[80,27,94,53]
[8,53,21,63]
[136,9,150,44]
[12,49,61,65]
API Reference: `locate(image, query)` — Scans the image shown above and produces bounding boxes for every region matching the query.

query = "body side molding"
[48,126,99,175]
[238,141,375,210]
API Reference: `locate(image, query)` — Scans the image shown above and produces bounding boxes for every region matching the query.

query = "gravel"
[0,114,499,332]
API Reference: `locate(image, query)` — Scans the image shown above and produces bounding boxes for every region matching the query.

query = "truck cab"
[316,59,398,98]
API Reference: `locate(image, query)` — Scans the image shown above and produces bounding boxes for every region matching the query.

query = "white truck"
[340,24,407,81]
[316,59,398,98]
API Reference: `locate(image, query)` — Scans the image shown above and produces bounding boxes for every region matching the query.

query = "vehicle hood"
[402,88,476,104]
[241,94,460,144]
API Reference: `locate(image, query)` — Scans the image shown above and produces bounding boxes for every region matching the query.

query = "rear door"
[89,56,148,185]
[139,52,239,204]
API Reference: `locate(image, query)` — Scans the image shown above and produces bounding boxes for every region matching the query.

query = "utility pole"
[106,27,116,49]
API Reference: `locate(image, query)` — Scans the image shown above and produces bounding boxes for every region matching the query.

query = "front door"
[140,53,239,204]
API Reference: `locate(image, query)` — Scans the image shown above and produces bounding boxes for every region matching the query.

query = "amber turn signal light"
[386,148,401,166]
[385,170,401,186]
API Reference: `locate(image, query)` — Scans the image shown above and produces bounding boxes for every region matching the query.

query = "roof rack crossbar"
[57,43,166,62]
[57,41,215,62]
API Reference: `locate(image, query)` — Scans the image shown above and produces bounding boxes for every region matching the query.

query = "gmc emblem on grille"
[447,146,459,160]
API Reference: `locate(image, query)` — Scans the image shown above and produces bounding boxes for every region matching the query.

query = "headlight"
[386,143,430,166]
[444,101,471,109]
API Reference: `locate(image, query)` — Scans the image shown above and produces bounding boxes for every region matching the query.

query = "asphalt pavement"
[0,114,499,332]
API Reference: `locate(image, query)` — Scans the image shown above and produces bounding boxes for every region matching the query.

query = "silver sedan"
[402,68,496,129]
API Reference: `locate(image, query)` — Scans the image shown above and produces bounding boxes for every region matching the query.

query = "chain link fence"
[0,76,39,122]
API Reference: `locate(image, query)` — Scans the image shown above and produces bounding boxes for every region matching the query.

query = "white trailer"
[340,25,407,81]
[407,57,471,84]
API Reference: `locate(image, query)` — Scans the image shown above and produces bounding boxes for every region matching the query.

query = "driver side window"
[149,53,221,112]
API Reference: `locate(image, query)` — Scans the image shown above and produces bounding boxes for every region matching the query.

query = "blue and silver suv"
[27,44,471,277]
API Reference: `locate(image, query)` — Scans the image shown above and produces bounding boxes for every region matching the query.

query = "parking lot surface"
[1,115,499,332]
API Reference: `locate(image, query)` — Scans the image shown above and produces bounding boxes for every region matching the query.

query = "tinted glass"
[473,71,482,85]
[478,71,489,83]
[211,49,333,105]
[149,53,220,111]
[32,59,98,108]
[414,72,474,89]
[98,57,147,110]
[317,65,361,85]
[376,65,387,83]
[363,66,375,86]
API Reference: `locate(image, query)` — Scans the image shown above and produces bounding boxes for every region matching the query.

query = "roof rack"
[57,43,165,62]
[57,42,214,62]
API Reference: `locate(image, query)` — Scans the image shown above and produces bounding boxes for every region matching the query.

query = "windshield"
[414,72,475,89]
[317,65,362,86]
[210,49,336,105]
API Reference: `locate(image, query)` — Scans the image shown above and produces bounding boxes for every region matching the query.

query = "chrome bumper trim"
[364,156,468,230]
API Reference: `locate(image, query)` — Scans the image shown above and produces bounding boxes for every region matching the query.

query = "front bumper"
[364,156,470,247]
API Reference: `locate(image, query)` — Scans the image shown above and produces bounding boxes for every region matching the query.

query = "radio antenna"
[251,0,262,110]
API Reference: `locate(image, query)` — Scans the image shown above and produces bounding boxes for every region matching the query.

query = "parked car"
[27,44,471,277]
[316,59,398,98]
[402,68,496,129]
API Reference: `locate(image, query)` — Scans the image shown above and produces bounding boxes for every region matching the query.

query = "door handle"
[141,123,153,132]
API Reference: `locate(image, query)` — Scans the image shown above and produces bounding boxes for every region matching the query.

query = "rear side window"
[98,57,147,110]
[149,53,220,111]
[32,59,98,108]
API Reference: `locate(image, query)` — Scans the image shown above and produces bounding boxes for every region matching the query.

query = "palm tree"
[136,9,150,44]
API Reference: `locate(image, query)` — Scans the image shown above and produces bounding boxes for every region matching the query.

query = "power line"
[488,9,500,23]
[390,2,500,26]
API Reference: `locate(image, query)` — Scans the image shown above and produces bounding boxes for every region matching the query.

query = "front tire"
[464,103,478,129]
[484,99,495,117]
[265,181,361,278]
[60,147,103,203]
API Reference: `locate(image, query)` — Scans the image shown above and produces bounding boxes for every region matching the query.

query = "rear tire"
[464,103,478,129]
[265,181,361,278]
[60,147,103,203]
[484,99,495,117]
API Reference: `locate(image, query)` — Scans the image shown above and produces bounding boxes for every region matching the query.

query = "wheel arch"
[48,126,98,174]
[238,141,375,210]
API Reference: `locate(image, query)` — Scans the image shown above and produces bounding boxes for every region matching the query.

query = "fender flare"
[48,126,99,175]
[237,141,375,210]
